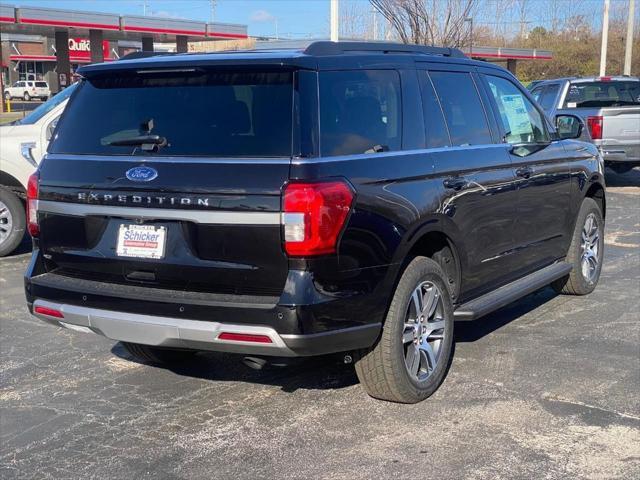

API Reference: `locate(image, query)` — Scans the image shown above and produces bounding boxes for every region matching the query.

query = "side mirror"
[555,114,583,140]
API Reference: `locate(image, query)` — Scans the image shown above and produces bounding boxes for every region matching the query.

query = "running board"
[454,262,572,321]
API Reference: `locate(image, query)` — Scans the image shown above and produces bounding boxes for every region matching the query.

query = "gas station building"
[0,4,248,93]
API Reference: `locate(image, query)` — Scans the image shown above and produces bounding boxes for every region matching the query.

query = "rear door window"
[538,84,560,111]
[420,72,450,148]
[563,80,640,108]
[429,71,492,146]
[50,70,294,157]
[319,70,401,156]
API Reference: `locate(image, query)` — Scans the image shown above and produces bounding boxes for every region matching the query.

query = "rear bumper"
[24,250,386,357]
[30,299,380,357]
[598,144,640,164]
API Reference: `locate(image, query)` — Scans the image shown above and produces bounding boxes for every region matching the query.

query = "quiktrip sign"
[68,38,111,61]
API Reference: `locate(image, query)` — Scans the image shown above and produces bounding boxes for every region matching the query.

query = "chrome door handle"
[443,177,468,190]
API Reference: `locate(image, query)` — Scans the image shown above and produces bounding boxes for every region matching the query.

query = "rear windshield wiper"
[107,134,168,151]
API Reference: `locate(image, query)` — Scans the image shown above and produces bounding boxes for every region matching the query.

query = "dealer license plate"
[116,224,166,259]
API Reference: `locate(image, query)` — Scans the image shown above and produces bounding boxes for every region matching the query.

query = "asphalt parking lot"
[1,169,639,480]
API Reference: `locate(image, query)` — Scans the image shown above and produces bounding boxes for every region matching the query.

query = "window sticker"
[501,94,533,136]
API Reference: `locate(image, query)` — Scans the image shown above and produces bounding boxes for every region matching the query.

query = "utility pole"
[599,0,610,77]
[210,0,217,23]
[624,0,635,75]
[330,0,339,42]
[372,8,378,41]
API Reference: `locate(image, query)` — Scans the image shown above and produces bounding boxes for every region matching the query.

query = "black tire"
[0,187,26,257]
[23,92,30,101]
[552,198,604,295]
[354,256,454,403]
[3,91,10,101]
[121,342,196,364]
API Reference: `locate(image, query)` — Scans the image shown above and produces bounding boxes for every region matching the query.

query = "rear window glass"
[49,70,294,157]
[429,71,492,146]
[564,81,640,108]
[35,81,48,87]
[319,70,401,156]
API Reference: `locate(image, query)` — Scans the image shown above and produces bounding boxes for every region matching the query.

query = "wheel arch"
[585,182,606,219]
[0,170,26,199]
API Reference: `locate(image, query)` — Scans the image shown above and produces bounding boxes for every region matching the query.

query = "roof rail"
[303,41,465,58]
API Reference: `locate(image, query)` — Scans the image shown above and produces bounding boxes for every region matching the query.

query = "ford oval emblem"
[126,166,158,182]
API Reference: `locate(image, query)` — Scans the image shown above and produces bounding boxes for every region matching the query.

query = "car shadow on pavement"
[454,286,558,343]
[604,166,640,187]
[109,287,562,392]
[110,343,360,393]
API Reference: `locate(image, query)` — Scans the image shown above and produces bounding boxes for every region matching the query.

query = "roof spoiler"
[303,41,465,58]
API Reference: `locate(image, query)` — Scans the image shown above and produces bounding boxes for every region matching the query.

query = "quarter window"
[485,75,549,144]
[429,71,492,146]
[319,70,401,156]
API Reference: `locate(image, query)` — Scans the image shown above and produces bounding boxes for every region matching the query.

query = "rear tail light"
[34,305,64,318]
[26,172,39,237]
[283,180,354,256]
[587,116,603,140]
[218,332,273,343]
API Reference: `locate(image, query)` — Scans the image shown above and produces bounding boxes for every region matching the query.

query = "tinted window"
[531,87,543,102]
[538,84,560,111]
[429,71,492,146]
[485,75,549,144]
[35,81,48,87]
[421,73,450,148]
[16,83,77,125]
[50,70,293,157]
[319,70,401,156]
[564,80,640,108]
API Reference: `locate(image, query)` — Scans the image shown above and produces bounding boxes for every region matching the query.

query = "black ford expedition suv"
[25,42,606,403]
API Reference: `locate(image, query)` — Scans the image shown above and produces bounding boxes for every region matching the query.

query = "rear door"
[424,67,520,301]
[480,71,572,272]
[40,67,296,298]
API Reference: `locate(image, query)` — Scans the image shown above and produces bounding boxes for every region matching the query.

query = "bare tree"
[369,0,477,47]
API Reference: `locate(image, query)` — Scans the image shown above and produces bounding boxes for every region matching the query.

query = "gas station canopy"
[0,4,248,42]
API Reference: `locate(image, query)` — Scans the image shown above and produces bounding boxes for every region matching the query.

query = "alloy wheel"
[402,281,447,382]
[0,200,14,247]
[580,212,601,284]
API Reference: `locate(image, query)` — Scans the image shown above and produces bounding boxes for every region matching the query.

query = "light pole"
[599,0,610,76]
[331,0,339,42]
[624,0,635,75]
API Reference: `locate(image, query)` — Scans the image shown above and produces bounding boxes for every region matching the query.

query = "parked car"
[4,80,51,101]
[25,42,605,403]
[0,84,76,256]
[531,76,640,173]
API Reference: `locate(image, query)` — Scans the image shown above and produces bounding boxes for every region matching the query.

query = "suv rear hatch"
[37,65,295,298]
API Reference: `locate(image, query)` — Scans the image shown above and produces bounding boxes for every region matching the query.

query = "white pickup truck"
[0,84,76,256]
[531,76,640,173]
